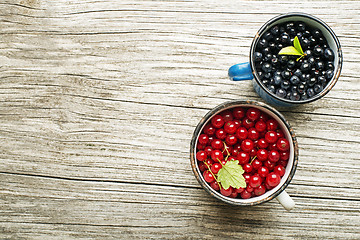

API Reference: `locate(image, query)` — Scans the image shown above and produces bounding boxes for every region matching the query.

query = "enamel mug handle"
[228,62,254,81]
[276,191,295,211]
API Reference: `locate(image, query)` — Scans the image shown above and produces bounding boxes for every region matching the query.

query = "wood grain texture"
[1,0,360,239]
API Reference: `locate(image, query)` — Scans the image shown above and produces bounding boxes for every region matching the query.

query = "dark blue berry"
[298,84,306,94]
[287,59,296,69]
[307,56,316,66]
[293,69,302,77]
[263,47,271,55]
[307,77,317,87]
[289,75,300,85]
[259,39,268,48]
[324,48,335,61]
[273,75,282,85]
[290,92,301,101]
[271,25,280,36]
[281,80,291,90]
[325,61,334,70]
[254,52,262,62]
[301,38,310,50]
[325,70,334,80]
[276,88,287,98]
[318,76,327,86]
[315,61,324,71]
[296,22,306,31]
[263,32,273,41]
[312,29,323,38]
[314,84,323,93]
[307,88,315,98]
[268,85,276,93]
[313,45,324,56]
[300,62,311,72]
[290,85,298,93]
[262,63,272,73]
[280,33,291,44]
[281,70,291,80]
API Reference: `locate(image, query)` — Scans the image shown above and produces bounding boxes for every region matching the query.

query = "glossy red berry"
[243,163,253,173]
[250,148,257,158]
[220,186,233,197]
[277,138,290,151]
[249,175,262,188]
[233,120,241,129]
[242,117,255,129]
[280,151,290,161]
[198,162,207,172]
[269,150,280,163]
[236,127,248,140]
[211,163,222,174]
[254,184,266,196]
[204,146,212,156]
[229,191,238,198]
[264,160,275,170]
[266,172,281,187]
[203,170,215,183]
[258,166,269,178]
[266,119,278,131]
[246,185,254,193]
[276,130,285,139]
[196,150,207,161]
[211,150,224,162]
[204,159,214,167]
[233,107,246,119]
[197,142,205,150]
[273,165,286,177]
[203,124,215,136]
[198,134,209,145]
[255,120,267,132]
[240,190,252,199]
[211,115,225,128]
[257,149,268,161]
[224,121,237,134]
[220,110,233,122]
[211,139,224,150]
[265,131,278,144]
[237,151,250,164]
[278,160,288,167]
[225,134,237,146]
[246,107,261,121]
[243,173,251,184]
[215,128,226,140]
[241,139,254,152]
[248,128,260,140]
[210,181,220,191]
[259,112,269,122]
[252,159,263,170]
[235,187,244,193]
[257,138,269,149]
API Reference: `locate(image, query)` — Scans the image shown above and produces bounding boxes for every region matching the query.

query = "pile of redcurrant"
[196,106,290,199]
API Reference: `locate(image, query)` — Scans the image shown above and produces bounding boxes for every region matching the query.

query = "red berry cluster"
[196,107,290,199]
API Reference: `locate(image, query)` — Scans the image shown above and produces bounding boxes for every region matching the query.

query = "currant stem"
[204,161,222,190]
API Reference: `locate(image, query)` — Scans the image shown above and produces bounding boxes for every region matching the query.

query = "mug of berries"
[190,100,298,210]
[228,12,342,107]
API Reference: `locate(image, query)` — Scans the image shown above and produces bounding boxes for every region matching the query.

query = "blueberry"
[264,72,272,79]
[281,70,291,80]
[304,49,312,56]
[318,76,327,87]
[325,61,334,70]
[259,39,268,48]
[258,71,265,80]
[312,29,323,38]
[288,28,296,37]
[287,59,296,69]
[300,62,311,72]
[307,56,316,66]
[274,70,282,76]
[325,69,334,79]
[281,80,291,90]
[271,25,280,36]
[268,42,276,50]
[290,85,298,93]
[262,47,271,55]
[311,69,320,78]
[290,92,301,101]
[313,45,324,56]
[254,52,262,62]
[315,61,324,71]
[276,43,284,51]
[298,84,306,94]
[276,88,287,98]
[264,53,273,61]
[271,56,279,67]
[268,85,276,93]
[293,69,302,77]
[307,88,315,98]
[279,55,288,65]
[279,26,286,33]
[309,36,317,47]
[289,75,300,85]
[296,22,306,31]
[324,48,335,61]
[301,38,310,50]
[274,37,280,43]
[303,30,311,38]
[280,33,291,44]
[314,84,323,93]
[307,77,317,87]
[273,75,282,85]
[296,32,303,39]
[262,79,270,86]
[318,37,326,44]
[263,32,273,41]
[300,92,308,100]
[285,22,295,31]
[300,73,311,82]
[261,63,272,73]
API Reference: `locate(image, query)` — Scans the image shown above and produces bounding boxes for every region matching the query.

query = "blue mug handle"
[228,62,254,81]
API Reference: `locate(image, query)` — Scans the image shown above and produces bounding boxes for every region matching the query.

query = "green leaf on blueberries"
[278,46,303,56]
[293,36,304,55]
[217,160,246,190]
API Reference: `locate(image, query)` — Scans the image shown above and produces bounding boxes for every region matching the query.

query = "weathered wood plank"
[1,0,360,239]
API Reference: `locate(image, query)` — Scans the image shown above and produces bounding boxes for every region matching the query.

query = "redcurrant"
[196,150,207,161]
[211,115,225,128]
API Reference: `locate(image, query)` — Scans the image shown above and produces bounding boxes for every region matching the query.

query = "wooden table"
[1,0,359,239]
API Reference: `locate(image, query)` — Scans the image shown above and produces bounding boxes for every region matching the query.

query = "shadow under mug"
[228,12,343,107]
[190,100,299,211]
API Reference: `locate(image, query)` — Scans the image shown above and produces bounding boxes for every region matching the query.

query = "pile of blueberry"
[253,21,335,101]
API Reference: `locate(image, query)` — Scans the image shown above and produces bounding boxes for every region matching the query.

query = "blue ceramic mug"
[228,12,342,107]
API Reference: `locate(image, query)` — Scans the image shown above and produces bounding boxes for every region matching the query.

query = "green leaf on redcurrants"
[217,160,246,190]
